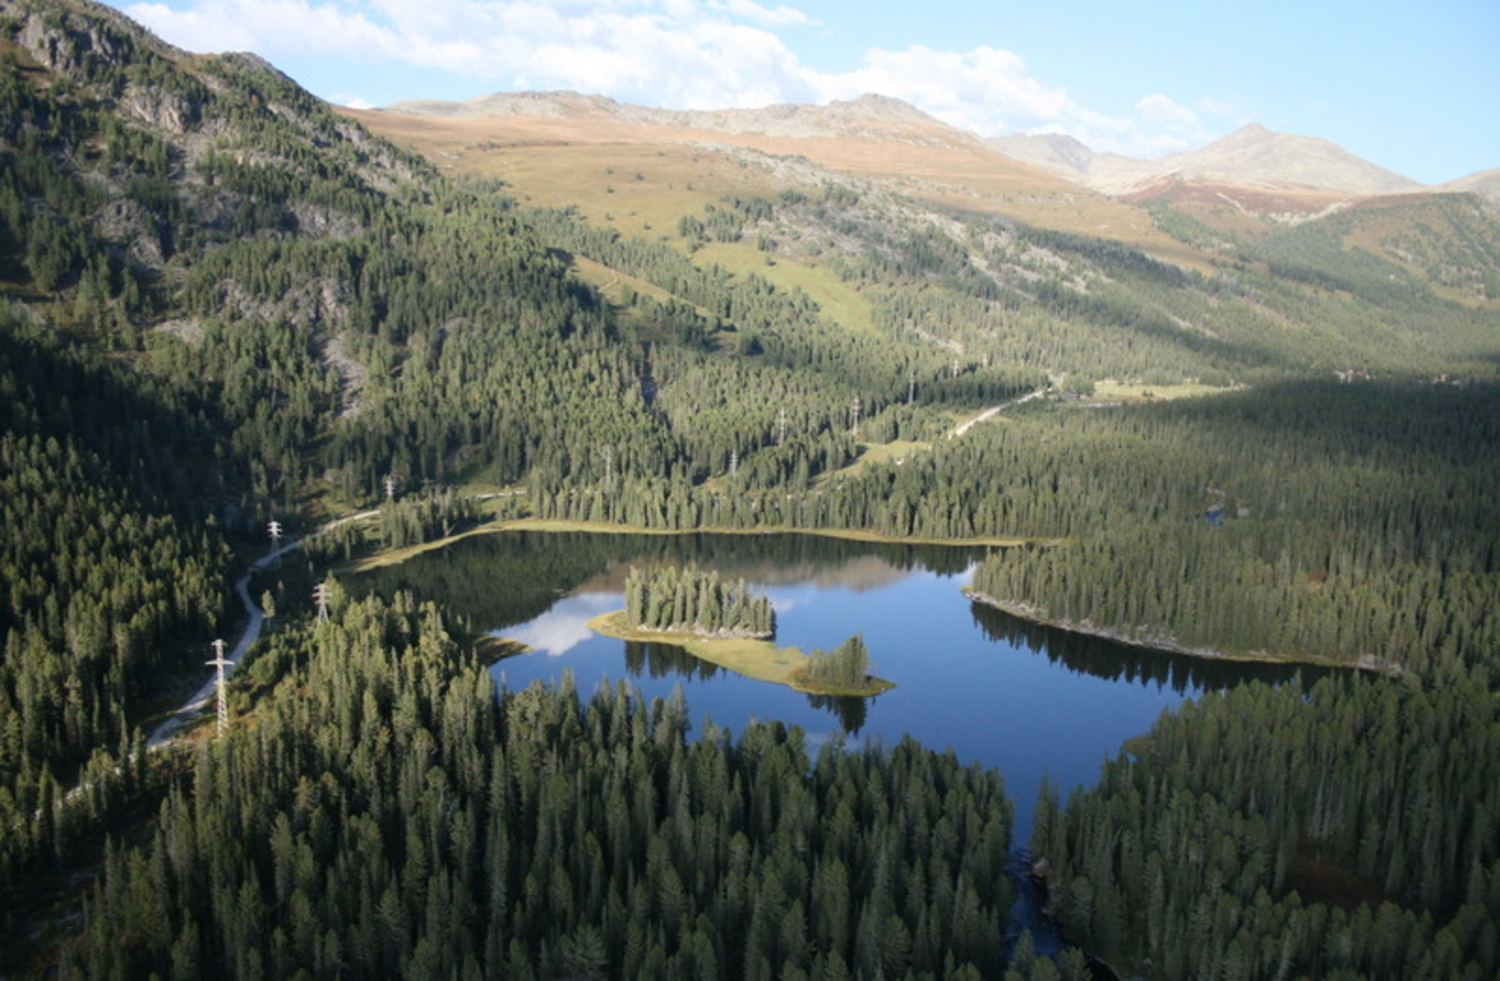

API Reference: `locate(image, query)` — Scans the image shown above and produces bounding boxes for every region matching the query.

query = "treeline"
[624,565,775,638]
[521,202,1037,480]
[704,185,1500,386]
[1033,676,1500,979]
[64,592,1017,979]
[376,489,481,549]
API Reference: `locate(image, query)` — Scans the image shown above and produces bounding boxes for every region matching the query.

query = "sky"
[106,0,1499,185]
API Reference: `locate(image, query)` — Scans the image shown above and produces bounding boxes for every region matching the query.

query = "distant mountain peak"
[993,121,1423,198]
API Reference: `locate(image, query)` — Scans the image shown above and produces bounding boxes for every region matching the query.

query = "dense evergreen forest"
[64,593,1024,980]
[1032,676,1500,979]
[968,381,1500,677]
[4,0,1500,975]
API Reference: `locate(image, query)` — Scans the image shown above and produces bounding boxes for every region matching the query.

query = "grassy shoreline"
[345,514,1049,572]
[585,611,895,697]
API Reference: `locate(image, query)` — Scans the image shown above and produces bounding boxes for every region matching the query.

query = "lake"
[353,528,1328,947]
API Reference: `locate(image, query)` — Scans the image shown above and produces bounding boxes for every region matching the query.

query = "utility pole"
[206,639,231,736]
[313,581,332,622]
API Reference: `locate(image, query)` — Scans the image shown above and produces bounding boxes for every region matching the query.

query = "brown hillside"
[340,101,1203,267]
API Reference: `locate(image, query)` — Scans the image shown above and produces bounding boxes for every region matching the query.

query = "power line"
[206,639,232,736]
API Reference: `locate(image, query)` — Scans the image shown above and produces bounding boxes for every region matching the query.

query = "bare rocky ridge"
[1435,168,1500,202]
[386,90,983,149]
[992,123,1424,198]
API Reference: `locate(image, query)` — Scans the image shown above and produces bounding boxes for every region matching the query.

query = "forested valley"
[3,0,1500,976]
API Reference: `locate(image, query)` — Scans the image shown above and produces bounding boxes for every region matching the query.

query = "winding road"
[146,509,380,748]
[949,387,1048,439]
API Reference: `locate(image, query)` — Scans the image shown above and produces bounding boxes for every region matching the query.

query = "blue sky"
[109,0,1498,184]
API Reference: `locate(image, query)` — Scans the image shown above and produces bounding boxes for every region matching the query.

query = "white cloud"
[1135,93,1201,132]
[811,44,1079,135]
[117,0,1235,159]
[332,93,375,109]
[714,0,812,27]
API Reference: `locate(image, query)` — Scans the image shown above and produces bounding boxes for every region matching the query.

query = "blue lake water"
[354,529,1326,949]
[356,530,1323,842]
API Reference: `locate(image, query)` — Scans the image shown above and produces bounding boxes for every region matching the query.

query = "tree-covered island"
[588,566,894,696]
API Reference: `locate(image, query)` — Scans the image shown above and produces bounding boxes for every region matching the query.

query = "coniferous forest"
[3,0,1500,976]
[65,593,1016,980]
[623,565,776,638]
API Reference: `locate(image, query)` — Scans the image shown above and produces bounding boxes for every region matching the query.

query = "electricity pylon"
[206,639,232,736]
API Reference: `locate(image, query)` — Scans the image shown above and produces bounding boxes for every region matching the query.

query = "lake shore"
[346,514,1050,572]
[962,587,1398,674]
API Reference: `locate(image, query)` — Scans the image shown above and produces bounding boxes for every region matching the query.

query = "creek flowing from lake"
[353,529,1329,954]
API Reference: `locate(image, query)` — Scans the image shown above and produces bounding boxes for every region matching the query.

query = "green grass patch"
[693,242,876,332]
[587,611,894,696]
[815,439,931,485]
[1088,380,1239,403]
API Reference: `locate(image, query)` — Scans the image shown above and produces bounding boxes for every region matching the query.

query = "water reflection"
[804,693,870,734]
[968,600,1330,693]
[350,529,993,634]
[624,641,724,682]
[505,592,618,657]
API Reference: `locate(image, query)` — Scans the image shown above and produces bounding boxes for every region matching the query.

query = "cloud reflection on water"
[499,591,617,657]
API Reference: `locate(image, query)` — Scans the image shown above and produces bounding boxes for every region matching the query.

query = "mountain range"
[382,89,1493,203]
[3,3,1500,976]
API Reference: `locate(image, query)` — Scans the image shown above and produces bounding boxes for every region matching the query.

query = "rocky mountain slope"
[1437,167,1500,200]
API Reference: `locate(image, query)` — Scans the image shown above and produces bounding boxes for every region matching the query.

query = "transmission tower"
[313,581,332,622]
[602,446,614,490]
[268,518,283,551]
[385,473,397,501]
[850,396,861,440]
[729,448,738,478]
[206,639,232,735]
[777,407,788,447]
[908,369,916,405]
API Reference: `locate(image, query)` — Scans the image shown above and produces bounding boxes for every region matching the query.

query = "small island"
[624,564,776,638]
[590,566,894,696]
